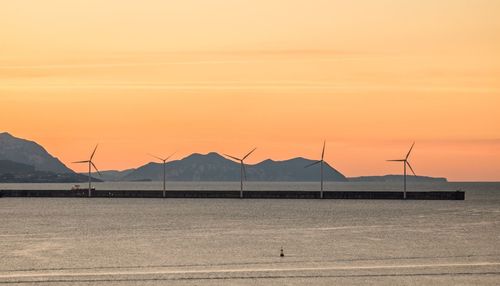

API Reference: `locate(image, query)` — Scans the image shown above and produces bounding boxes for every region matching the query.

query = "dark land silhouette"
[0,132,446,183]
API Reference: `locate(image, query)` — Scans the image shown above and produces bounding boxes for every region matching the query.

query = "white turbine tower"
[224,148,256,198]
[149,152,175,198]
[305,141,327,199]
[387,142,417,200]
[73,144,101,197]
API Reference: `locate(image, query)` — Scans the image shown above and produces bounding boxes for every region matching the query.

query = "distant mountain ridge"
[1,132,448,183]
[0,132,73,173]
[109,152,348,182]
[0,159,35,174]
[88,169,136,182]
[93,155,449,183]
[0,159,97,183]
[348,175,447,183]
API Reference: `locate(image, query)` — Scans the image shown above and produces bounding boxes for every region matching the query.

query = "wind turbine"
[224,148,257,198]
[73,144,101,197]
[387,142,416,200]
[305,141,327,199]
[149,152,175,198]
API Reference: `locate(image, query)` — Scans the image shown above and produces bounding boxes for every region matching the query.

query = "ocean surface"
[1,181,499,285]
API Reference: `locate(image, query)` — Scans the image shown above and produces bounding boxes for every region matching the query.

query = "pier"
[0,190,465,200]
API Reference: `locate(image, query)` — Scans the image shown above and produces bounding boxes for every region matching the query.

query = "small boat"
[71,185,95,191]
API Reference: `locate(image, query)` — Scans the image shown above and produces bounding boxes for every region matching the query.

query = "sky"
[1,0,499,181]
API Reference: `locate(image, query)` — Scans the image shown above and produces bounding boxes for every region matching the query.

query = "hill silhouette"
[121,152,347,182]
[0,132,73,173]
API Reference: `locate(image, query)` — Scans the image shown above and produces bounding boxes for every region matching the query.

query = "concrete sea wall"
[0,189,465,200]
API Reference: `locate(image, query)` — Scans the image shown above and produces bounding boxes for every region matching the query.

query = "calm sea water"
[1,181,499,285]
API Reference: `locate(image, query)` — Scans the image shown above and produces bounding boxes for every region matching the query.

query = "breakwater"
[0,189,465,200]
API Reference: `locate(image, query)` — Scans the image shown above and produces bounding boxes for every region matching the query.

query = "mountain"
[0,159,98,183]
[86,169,136,181]
[0,132,73,173]
[123,153,239,181]
[0,159,35,174]
[123,152,347,182]
[249,157,346,181]
[348,175,447,183]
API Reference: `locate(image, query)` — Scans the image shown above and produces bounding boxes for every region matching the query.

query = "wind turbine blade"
[90,161,102,177]
[406,161,417,176]
[223,154,242,162]
[242,147,257,160]
[165,151,176,161]
[387,159,406,162]
[148,153,164,162]
[90,144,99,160]
[242,163,248,181]
[73,160,90,164]
[304,160,322,168]
[405,142,415,160]
[321,141,326,160]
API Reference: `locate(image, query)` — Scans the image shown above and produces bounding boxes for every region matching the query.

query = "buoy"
[280,247,284,257]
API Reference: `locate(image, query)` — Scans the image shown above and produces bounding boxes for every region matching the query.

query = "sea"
[0,181,499,285]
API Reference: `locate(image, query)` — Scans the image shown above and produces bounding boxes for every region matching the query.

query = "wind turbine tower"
[224,148,257,198]
[73,144,101,197]
[305,141,327,199]
[150,152,175,198]
[387,142,417,199]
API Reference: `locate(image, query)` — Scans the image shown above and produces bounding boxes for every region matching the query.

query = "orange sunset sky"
[1,0,499,181]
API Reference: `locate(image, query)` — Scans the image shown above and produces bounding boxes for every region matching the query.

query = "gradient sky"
[1,0,499,181]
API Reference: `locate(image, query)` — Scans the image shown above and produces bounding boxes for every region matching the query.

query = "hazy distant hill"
[86,169,136,181]
[122,152,347,182]
[348,175,447,183]
[0,159,97,183]
[0,159,35,174]
[0,132,73,174]
[1,132,446,184]
[249,157,346,181]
